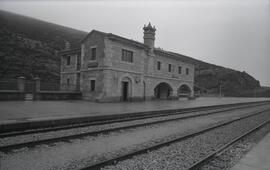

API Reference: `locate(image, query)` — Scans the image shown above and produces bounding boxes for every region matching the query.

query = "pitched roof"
[82,29,148,49]
[80,29,195,65]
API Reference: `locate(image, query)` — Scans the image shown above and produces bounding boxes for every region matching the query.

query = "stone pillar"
[17,76,25,92]
[189,86,195,100]
[34,77,40,92]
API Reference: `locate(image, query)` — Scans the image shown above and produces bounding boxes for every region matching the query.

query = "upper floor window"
[186,68,189,75]
[121,49,133,63]
[157,61,161,70]
[168,64,172,72]
[66,56,71,65]
[91,47,97,60]
[178,66,182,74]
[90,79,96,91]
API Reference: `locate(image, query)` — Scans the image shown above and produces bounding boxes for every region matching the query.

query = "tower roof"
[143,22,156,32]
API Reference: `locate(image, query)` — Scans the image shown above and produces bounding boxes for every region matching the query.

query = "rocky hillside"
[168,51,260,96]
[0,10,262,96]
[0,10,87,82]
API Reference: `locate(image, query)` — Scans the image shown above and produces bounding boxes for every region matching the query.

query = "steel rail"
[1,101,268,138]
[187,117,270,170]
[0,103,268,151]
[78,108,270,170]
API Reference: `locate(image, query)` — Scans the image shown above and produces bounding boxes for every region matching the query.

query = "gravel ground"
[101,111,270,170]
[198,121,270,170]
[0,104,264,148]
[1,105,269,170]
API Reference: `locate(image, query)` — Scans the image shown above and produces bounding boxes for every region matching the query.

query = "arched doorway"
[154,82,173,99]
[178,84,192,97]
[121,77,132,101]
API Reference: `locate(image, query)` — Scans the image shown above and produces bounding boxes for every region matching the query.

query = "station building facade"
[60,23,195,102]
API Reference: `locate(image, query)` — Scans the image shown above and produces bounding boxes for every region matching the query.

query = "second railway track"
[88,105,270,170]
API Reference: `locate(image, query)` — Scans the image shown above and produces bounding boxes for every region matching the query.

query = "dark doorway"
[122,81,129,101]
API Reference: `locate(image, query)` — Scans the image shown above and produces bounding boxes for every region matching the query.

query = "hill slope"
[0,10,87,82]
[0,10,261,96]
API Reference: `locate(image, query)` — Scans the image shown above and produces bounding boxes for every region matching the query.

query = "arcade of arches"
[153,82,192,99]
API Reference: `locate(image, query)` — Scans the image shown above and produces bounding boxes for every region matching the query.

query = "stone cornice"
[63,67,193,83]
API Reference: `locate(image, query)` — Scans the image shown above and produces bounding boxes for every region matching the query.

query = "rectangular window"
[91,48,97,60]
[90,80,95,91]
[157,61,161,70]
[67,78,70,86]
[178,66,182,74]
[66,56,70,65]
[186,68,189,75]
[168,64,172,72]
[121,49,133,63]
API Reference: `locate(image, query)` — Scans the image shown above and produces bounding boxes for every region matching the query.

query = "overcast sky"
[1,0,270,86]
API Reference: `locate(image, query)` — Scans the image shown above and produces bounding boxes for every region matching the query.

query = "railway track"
[0,102,269,152]
[78,105,270,170]
[187,118,270,170]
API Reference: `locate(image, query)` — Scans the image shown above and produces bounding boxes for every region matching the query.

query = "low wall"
[34,91,82,100]
[0,91,25,101]
[0,91,82,101]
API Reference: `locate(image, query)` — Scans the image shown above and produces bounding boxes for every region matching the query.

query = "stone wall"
[152,53,194,82]
[107,39,145,73]
[34,91,81,100]
[61,53,78,72]
[100,70,144,102]
[81,31,106,69]
[81,69,104,101]
[0,91,25,100]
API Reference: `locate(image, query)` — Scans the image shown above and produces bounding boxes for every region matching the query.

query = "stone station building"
[60,23,194,102]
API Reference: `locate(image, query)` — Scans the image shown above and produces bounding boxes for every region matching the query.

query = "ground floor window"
[90,80,95,91]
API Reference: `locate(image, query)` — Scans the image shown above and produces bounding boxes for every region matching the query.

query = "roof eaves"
[154,49,194,65]
[107,33,148,49]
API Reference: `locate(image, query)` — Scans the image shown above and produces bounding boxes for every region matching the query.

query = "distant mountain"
[0,10,263,96]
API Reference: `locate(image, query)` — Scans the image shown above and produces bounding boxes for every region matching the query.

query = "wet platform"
[0,97,269,125]
[231,131,270,170]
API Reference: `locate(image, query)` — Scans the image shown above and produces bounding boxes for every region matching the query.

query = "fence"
[0,79,18,91]
[0,78,80,92]
[0,77,81,100]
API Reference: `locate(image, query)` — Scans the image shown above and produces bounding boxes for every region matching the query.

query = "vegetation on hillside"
[0,10,86,82]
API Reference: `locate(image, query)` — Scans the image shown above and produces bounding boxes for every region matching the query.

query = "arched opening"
[178,84,192,97]
[154,82,173,99]
[121,77,132,101]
